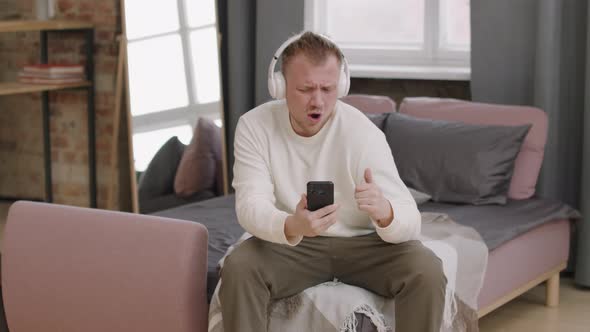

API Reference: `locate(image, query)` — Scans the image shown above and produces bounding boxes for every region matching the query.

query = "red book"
[18,76,85,85]
[22,64,85,75]
[18,71,85,80]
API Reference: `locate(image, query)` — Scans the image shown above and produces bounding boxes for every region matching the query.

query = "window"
[124,0,222,171]
[304,0,470,80]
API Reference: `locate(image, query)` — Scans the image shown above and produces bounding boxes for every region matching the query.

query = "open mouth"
[309,113,321,120]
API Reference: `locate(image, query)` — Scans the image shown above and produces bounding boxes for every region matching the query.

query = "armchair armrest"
[1,201,209,332]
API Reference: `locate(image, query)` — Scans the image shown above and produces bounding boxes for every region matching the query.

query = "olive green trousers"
[220,232,446,332]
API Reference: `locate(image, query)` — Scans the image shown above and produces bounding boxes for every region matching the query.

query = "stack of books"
[18,64,85,84]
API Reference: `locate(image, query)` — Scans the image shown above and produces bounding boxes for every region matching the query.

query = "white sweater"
[232,100,420,246]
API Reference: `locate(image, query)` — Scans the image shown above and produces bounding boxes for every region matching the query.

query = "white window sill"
[349,64,471,81]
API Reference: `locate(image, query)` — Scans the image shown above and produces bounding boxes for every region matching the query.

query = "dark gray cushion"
[365,113,389,131]
[138,136,186,202]
[384,112,531,205]
[140,190,216,214]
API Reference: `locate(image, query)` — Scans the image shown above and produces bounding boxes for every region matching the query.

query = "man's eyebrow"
[299,82,336,88]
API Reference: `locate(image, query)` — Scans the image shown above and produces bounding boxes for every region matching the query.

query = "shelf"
[0,20,97,207]
[0,19,93,33]
[0,81,92,95]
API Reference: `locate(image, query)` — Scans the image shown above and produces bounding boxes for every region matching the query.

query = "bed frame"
[478,262,565,318]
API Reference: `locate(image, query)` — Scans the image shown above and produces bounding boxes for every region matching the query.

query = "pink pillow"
[399,97,548,200]
[174,118,222,197]
[340,94,396,114]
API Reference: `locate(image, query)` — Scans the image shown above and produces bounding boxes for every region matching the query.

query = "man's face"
[284,53,340,137]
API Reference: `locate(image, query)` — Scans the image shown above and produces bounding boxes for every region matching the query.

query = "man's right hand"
[284,194,339,238]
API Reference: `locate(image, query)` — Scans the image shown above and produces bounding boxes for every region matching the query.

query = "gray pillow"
[384,112,531,205]
[138,136,186,201]
[365,113,389,131]
[408,187,431,205]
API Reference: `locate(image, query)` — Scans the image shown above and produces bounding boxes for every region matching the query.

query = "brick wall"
[0,0,131,210]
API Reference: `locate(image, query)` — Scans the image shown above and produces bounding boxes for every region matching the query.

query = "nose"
[310,89,324,108]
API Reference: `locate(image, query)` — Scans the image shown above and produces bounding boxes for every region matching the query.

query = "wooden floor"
[479,277,590,332]
[0,201,589,331]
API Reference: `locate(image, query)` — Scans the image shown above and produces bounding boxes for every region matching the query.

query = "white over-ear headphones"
[267,32,351,100]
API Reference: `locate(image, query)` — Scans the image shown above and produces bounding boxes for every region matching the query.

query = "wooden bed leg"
[546,272,560,307]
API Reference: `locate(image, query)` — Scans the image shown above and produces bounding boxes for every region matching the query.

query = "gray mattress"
[419,198,580,250]
[152,194,580,303]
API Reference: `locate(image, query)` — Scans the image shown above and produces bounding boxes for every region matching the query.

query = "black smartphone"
[307,181,334,211]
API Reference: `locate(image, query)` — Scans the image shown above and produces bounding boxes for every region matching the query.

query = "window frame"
[304,0,470,80]
[125,0,222,137]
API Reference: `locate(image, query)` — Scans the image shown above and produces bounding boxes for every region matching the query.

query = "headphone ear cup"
[337,66,350,98]
[273,71,286,99]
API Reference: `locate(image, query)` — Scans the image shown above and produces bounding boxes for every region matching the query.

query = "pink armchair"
[1,201,209,332]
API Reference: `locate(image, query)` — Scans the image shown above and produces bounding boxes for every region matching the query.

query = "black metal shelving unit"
[0,20,97,208]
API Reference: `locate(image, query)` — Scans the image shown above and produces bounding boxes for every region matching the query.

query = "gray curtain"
[471,0,590,286]
[218,0,303,187]
[218,0,256,189]
[581,17,590,286]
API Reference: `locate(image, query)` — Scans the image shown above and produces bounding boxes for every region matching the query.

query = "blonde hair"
[281,31,344,75]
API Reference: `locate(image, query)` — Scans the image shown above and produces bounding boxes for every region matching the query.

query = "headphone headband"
[267,32,350,99]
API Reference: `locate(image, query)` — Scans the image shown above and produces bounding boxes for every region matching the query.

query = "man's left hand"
[355,168,394,227]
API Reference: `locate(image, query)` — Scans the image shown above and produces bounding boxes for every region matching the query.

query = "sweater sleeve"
[232,118,302,246]
[359,130,421,243]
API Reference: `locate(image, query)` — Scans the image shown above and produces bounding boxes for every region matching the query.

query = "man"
[220,31,446,332]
